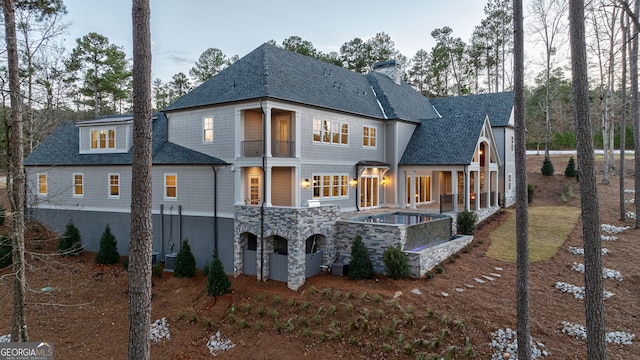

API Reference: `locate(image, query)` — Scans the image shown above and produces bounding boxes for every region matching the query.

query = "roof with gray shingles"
[430,91,513,127]
[165,43,439,122]
[399,114,488,165]
[24,113,227,166]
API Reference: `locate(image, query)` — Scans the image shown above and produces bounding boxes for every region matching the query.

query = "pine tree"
[348,235,374,280]
[95,224,120,264]
[57,220,83,256]
[541,155,555,175]
[383,245,409,279]
[565,156,577,177]
[207,251,231,296]
[174,240,196,277]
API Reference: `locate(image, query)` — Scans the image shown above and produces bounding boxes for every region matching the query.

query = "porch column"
[451,170,458,212]
[294,111,301,159]
[409,171,417,209]
[294,166,301,207]
[493,171,499,207]
[464,168,470,211]
[235,109,242,158]
[234,166,243,205]
[265,107,272,157]
[265,166,272,207]
[474,170,480,211]
[484,167,490,208]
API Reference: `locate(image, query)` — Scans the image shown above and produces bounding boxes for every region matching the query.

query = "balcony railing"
[241,140,295,157]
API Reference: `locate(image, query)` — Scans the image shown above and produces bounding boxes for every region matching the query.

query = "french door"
[359,176,379,209]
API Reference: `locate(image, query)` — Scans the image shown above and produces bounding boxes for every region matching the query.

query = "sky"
[60,0,489,82]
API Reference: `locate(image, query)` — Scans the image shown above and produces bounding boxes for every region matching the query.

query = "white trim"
[72,173,84,198]
[202,116,214,143]
[164,173,178,200]
[28,203,234,218]
[37,173,47,196]
[108,173,120,199]
[362,125,378,149]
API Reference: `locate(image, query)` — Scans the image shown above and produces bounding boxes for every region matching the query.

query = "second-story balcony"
[242,140,295,158]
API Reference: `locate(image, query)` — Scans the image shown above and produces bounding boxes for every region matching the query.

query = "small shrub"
[0,235,12,268]
[95,225,119,265]
[565,156,577,177]
[207,251,231,296]
[383,244,410,280]
[456,210,477,235]
[435,265,444,274]
[560,185,575,204]
[57,220,82,256]
[348,235,374,280]
[527,183,535,203]
[271,295,282,304]
[174,240,196,277]
[541,155,554,176]
[152,263,163,278]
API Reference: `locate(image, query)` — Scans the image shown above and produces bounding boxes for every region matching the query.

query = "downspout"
[178,205,182,248]
[464,165,469,211]
[160,204,164,256]
[260,100,266,281]
[212,165,219,255]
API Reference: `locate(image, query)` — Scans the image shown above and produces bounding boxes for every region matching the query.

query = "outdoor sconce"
[381,177,387,186]
[302,179,310,188]
[350,178,358,186]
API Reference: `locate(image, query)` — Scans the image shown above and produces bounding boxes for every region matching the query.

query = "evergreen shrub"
[207,251,231,296]
[383,244,409,280]
[95,224,120,264]
[348,235,374,280]
[174,240,196,277]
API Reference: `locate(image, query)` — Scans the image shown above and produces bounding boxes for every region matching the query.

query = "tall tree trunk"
[544,49,551,159]
[128,0,153,358]
[620,11,628,222]
[3,0,29,343]
[513,1,531,359]
[633,0,640,228]
[569,1,607,359]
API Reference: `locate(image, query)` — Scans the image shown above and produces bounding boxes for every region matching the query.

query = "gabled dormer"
[76,116,133,154]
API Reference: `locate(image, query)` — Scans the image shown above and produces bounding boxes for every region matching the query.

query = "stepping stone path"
[571,262,623,281]
[474,277,487,284]
[410,288,422,295]
[455,288,465,293]
[568,246,609,256]
[554,281,614,300]
[441,292,449,297]
[482,275,496,281]
[562,321,635,345]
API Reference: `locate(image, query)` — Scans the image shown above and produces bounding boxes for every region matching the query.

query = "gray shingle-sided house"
[25,43,513,290]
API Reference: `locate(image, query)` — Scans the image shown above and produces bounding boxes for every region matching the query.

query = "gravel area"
[150,317,170,342]
[571,262,623,281]
[490,327,549,360]
[207,331,235,356]
[561,321,636,345]
[567,246,609,256]
[554,281,614,300]
[0,334,9,342]
[600,224,630,234]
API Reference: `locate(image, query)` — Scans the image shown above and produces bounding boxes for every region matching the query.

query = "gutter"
[212,165,219,255]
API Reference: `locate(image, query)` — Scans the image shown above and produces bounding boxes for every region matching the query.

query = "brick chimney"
[373,60,401,85]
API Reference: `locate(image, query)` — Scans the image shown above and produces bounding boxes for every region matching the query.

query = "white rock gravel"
[627,211,636,219]
[554,281,614,300]
[601,235,618,241]
[571,262,623,281]
[568,246,609,256]
[150,317,170,342]
[600,224,630,234]
[207,331,235,356]
[490,327,549,360]
[0,334,10,342]
[562,321,635,345]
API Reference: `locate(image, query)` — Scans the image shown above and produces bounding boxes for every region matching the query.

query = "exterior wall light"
[302,179,310,188]
[350,178,358,186]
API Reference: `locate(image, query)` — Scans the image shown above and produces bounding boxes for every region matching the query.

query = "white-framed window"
[312,175,348,199]
[203,116,214,143]
[73,173,84,197]
[38,173,47,196]
[90,128,116,149]
[165,173,177,200]
[108,173,120,198]
[511,135,514,152]
[507,173,513,191]
[362,125,377,148]
[312,119,348,145]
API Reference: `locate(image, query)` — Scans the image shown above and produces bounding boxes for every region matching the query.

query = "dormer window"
[90,128,116,149]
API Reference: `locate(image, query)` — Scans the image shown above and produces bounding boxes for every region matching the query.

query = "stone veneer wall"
[405,235,473,277]
[234,205,341,291]
[334,222,406,273]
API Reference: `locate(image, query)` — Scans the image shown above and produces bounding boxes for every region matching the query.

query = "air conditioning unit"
[164,253,178,272]
[331,262,349,276]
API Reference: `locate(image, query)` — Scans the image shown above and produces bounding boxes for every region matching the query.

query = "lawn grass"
[486,206,581,262]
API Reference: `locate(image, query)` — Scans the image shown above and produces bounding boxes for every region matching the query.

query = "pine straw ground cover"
[0,154,638,359]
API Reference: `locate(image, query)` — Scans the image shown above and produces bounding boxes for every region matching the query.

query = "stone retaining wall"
[405,235,474,277]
